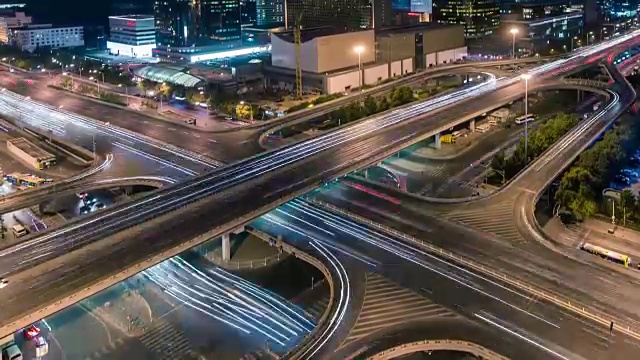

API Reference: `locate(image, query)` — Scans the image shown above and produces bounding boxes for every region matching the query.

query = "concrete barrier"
[22,127,94,166]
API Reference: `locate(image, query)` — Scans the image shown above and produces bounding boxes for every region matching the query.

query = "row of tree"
[287,93,344,113]
[555,120,640,221]
[327,87,416,127]
[491,113,579,181]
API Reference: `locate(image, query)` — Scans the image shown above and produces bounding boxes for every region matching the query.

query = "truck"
[0,334,14,350]
[440,134,456,144]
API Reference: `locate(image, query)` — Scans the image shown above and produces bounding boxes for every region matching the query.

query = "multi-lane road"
[254,199,640,359]
[0,31,638,337]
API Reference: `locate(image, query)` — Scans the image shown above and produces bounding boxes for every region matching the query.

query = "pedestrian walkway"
[440,200,526,244]
[339,273,456,349]
[137,318,194,360]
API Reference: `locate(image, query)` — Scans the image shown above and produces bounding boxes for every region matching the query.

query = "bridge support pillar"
[434,132,441,149]
[469,118,475,132]
[222,234,231,261]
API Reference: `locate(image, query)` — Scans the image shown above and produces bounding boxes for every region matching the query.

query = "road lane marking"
[168,128,176,131]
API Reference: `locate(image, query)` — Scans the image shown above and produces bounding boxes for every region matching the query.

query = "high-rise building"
[285,0,365,31]
[434,0,499,38]
[154,0,241,51]
[107,15,155,58]
[256,0,284,26]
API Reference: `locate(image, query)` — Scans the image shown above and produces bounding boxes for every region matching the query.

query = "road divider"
[304,197,640,343]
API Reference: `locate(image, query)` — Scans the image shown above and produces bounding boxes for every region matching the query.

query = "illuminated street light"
[510,28,519,60]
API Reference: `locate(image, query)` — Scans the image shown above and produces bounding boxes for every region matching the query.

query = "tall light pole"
[521,73,531,163]
[510,28,519,60]
[354,45,364,90]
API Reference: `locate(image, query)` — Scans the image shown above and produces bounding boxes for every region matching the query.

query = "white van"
[476,124,491,133]
[2,344,22,360]
[11,225,27,238]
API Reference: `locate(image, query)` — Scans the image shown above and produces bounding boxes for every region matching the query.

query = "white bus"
[11,224,27,238]
[515,114,535,124]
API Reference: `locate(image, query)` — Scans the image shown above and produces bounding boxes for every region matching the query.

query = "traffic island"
[86,289,152,337]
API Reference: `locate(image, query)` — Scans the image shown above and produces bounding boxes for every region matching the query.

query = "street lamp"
[354,45,365,90]
[521,73,531,163]
[239,100,253,121]
[510,28,519,60]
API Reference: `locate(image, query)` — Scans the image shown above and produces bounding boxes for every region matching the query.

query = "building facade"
[285,0,366,31]
[13,24,84,52]
[107,15,155,58]
[435,0,500,38]
[153,0,241,59]
[268,24,465,93]
[0,11,31,43]
[256,0,284,26]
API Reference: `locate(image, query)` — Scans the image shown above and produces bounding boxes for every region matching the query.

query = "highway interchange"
[2,31,640,358]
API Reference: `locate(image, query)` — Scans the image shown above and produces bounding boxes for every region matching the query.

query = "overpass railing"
[367,339,508,360]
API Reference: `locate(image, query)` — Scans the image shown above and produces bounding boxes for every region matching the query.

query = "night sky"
[24,0,152,27]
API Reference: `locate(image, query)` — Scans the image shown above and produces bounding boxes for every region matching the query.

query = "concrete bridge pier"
[469,118,476,132]
[434,132,441,149]
[221,225,246,261]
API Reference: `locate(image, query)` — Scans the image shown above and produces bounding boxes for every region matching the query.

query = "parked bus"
[515,114,535,124]
[3,173,45,188]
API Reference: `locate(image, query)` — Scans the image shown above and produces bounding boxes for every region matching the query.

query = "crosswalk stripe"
[441,201,526,243]
[339,273,457,348]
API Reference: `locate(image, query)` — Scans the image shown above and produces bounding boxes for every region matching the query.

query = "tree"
[235,103,252,119]
[377,97,390,112]
[619,189,636,224]
[60,76,73,90]
[363,95,378,116]
[159,82,172,97]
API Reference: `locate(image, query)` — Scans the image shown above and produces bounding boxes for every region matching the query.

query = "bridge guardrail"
[367,339,508,360]
[202,251,283,270]
[304,197,640,343]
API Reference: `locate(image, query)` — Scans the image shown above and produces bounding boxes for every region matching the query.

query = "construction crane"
[293,12,303,99]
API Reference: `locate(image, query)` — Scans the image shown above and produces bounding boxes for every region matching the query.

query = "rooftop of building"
[12,23,82,31]
[109,14,154,20]
[132,65,205,88]
[376,22,464,36]
[274,27,351,43]
[7,137,55,160]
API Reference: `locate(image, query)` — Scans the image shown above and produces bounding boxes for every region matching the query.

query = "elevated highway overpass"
[0,32,638,338]
[0,175,172,216]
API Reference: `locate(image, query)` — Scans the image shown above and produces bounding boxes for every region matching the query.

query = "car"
[80,205,91,215]
[0,278,8,288]
[224,116,233,121]
[23,324,40,339]
[95,202,105,210]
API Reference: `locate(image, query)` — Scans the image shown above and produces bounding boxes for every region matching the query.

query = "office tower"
[435,0,499,38]
[285,0,365,31]
[241,0,257,24]
[256,0,285,26]
[154,0,241,49]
